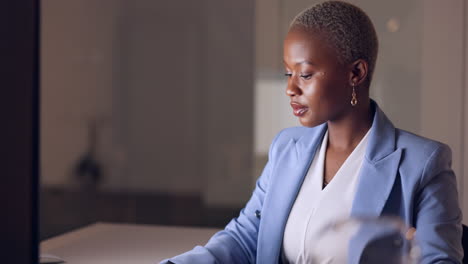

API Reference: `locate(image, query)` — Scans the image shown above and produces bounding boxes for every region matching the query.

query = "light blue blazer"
[162,101,463,264]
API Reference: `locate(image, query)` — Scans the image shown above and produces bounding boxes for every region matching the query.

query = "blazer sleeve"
[414,143,463,264]
[159,131,283,264]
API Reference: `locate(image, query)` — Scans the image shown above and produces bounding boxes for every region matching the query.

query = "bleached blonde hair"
[291,1,379,86]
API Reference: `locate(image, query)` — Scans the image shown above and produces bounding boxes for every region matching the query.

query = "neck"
[327,99,374,152]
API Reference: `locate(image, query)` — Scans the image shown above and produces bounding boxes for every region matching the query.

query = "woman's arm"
[414,143,463,264]
[159,131,283,264]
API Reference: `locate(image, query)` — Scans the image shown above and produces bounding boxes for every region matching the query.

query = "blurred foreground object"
[307,217,420,264]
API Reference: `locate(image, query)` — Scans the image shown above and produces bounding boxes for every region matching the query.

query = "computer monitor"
[0,0,39,263]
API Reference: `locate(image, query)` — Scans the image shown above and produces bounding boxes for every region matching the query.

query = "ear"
[348,59,368,86]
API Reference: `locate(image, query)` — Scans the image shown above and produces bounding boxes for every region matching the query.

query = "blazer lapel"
[257,124,327,263]
[351,149,402,217]
[351,101,402,217]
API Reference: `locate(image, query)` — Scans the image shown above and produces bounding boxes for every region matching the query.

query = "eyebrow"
[283,60,316,66]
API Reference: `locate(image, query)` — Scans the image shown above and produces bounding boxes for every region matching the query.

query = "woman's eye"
[284,73,292,78]
[300,74,313,80]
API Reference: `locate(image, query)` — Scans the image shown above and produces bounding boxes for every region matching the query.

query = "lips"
[290,102,308,117]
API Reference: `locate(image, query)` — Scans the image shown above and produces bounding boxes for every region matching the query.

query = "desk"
[41,222,220,264]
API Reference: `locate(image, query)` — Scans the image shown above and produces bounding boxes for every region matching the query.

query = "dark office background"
[0,0,39,263]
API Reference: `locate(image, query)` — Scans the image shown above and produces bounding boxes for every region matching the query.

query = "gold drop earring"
[351,84,358,106]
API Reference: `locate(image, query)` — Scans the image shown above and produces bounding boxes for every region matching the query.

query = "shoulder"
[271,124,323,145]
[395,128,452,184]
[274,126,315,141]
[395,128,452,160]
[268,124,325,158]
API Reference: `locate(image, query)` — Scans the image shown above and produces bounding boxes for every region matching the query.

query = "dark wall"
[0,0,39,263]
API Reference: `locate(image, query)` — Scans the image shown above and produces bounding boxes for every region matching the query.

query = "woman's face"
[283,27,352,127]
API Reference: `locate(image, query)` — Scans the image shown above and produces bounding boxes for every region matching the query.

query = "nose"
[286,79,301,97]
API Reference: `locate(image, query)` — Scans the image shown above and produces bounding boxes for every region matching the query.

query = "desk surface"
[41,222,220,264]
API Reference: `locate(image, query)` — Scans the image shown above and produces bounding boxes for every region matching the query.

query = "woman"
[162,1,463,263]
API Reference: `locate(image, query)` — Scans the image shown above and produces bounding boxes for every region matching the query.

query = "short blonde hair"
[291,1,379,86]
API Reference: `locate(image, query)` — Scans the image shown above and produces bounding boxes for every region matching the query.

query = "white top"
[282,129,371,264]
